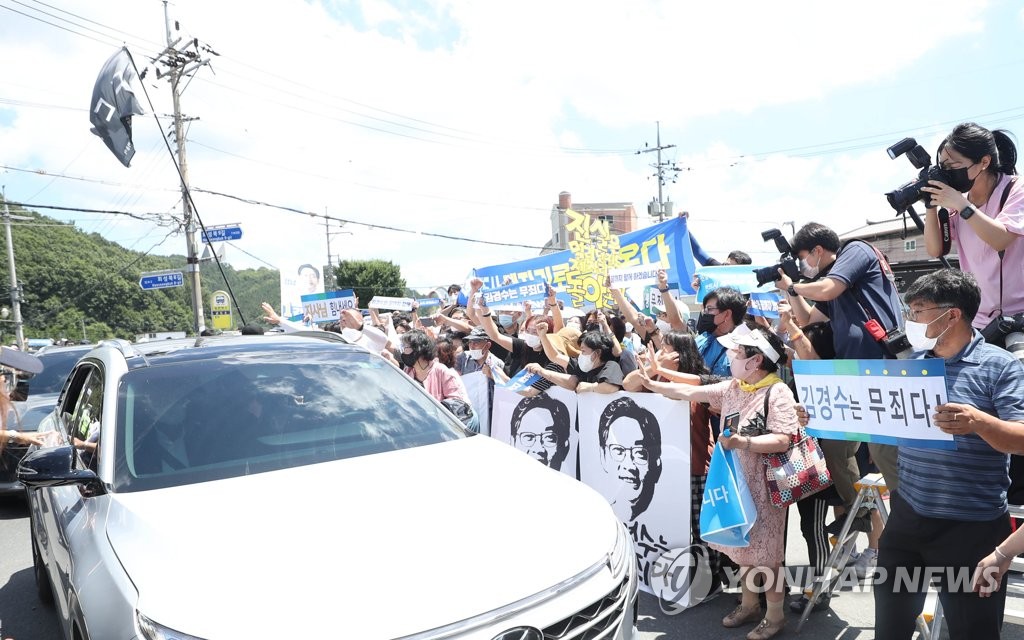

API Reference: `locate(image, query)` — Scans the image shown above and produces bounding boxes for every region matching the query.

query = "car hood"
[106,435,616,639]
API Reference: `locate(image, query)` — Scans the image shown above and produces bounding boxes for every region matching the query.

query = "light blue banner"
[701,441,757,548]
[495,369,542,393]
[694,265,778,301]
[473,215,696,309]
[748,292,782,319]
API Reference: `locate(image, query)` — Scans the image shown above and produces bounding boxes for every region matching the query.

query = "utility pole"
[1,190,27,351]
[157,1,210,334]
[636,121,681,223]
[324,215,351,292]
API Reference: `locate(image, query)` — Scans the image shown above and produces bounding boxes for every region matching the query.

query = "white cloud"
[0,0,997,296]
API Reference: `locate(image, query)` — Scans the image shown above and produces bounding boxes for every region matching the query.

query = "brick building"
[541,191,639,255]
[839,216,958,292]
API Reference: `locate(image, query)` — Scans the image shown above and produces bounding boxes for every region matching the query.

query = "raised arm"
[657,269,686,331]
[608,278,651,341]
[544,284,563,332]
[536,321,569,369]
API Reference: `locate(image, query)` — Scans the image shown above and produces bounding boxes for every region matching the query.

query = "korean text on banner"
[748,292,782,319]
[368,296,414,311]
[473,214,696,309]
[694,265,778,301]
[609,263,665,290]
[792,359,954,449]
[481,281,549,308]
[300,289,356,323]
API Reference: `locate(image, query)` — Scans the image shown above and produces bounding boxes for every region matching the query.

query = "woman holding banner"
[640,326,798,640]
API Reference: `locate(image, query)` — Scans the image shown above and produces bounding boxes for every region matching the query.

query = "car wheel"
[31,525,54,605]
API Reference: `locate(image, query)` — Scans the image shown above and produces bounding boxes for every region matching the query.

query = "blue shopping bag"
[700,436,757,547]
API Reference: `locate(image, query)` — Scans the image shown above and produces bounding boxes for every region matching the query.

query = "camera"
[862,318,914,359]
[884,137,961,212]
[753,228,801,287]
[981,312,1024,363]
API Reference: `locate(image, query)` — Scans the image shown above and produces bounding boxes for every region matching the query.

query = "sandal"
[747,616,786,640]
[723,604,763,628]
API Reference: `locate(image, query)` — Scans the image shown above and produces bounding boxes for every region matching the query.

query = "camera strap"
[937,208,952,256]
[839,240,905,332]
[986,176,1016,318]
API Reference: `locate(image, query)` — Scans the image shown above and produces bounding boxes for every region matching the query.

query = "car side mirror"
[18,445,104,495]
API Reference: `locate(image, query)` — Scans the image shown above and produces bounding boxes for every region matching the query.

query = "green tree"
[333,260,406,304]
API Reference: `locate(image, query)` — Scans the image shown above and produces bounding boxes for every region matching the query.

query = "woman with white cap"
[640,325,799,640]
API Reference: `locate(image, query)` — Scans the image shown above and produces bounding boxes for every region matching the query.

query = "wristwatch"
[658,287,670,293]
[787,284,798,297]
[960,205,977,221]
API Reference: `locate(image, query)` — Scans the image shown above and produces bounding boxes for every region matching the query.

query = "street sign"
[139,271,184,290]
[202,224,243,243]
[210,290,232,330]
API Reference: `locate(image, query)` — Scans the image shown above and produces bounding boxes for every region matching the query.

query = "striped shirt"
[899,331,1024,521]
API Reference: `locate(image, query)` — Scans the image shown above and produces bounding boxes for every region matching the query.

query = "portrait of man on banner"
[490,386,578,479]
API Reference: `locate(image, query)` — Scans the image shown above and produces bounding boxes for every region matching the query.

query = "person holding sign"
[526,327,623,394]
[874,269,1024,640]
[640,326,798,639]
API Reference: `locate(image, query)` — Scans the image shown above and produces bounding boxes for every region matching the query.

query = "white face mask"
[729,354,754,381]
[656,319,673,333]
[905,309,952,351]
[577,353,596,373]
[801,250,820,279]
[467,348,485,360]
[523,333,542,348]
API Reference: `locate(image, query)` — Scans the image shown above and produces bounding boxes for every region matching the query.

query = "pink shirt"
[951,173,1024,328]
[405,359,469,404]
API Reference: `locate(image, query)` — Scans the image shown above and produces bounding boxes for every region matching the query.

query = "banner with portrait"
[473,214,696,310]
[491,386,578,479]
[280,262,325,318]
[577,391,692,594]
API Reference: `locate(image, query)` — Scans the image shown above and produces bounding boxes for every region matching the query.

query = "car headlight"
[136,612,206,640]
[608,520,630,578]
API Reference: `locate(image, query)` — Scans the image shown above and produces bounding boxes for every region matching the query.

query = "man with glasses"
[509,394,572,471]
[875,269,1024,639]
[694,287,747,379]
[599,397,662,523]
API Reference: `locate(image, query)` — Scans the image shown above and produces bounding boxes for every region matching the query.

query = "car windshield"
[28,349,89,395]
[112,350,468,492]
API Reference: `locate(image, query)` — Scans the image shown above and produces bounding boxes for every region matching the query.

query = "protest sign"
[490,386,578,479]
[694,264,777,301]
[368,296,415,311]
[474,213,696,309]
[495,369,542,393]
[462,372,491,436]
[792,359,953,449]
[748,291,782,319]
[300,289,356,323]
[577,392,691,594]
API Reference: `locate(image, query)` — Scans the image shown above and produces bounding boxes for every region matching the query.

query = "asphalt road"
[1,492,1023,640]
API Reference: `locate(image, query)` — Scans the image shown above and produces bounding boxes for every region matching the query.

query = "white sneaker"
[835,538,859,569]
[854,548,878,580]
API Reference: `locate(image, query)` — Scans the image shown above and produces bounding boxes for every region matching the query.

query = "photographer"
[921,122,1024,331]
[776,222,903,533]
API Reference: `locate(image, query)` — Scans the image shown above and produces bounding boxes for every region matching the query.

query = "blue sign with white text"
[202,226,243,243]
[139,272,184,290]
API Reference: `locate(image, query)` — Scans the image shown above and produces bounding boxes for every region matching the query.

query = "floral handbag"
[759,385,832,508]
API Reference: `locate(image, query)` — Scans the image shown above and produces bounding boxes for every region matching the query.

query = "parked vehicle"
[21,335,637,640]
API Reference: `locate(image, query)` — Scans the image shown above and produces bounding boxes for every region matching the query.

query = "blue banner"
[700,440,757,547]
[495,369,542,392]
[473,214,696,309]
[748,292,782,319]
[694,265,778,301]
[416,298,443,307]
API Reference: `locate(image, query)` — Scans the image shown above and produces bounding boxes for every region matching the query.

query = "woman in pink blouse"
[388,329,471,407]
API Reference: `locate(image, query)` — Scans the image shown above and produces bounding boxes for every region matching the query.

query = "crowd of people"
[255,122,1024,639]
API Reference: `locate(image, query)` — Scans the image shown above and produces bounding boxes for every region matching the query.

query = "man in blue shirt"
[694,287,747,379]
[874,269,1024,639]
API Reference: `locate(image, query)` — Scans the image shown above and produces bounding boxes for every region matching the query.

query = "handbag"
[759,385,832,508]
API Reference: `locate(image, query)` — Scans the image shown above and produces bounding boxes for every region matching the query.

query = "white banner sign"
[577,392,691,594]
[792,359,954,449]
[368,296,414,311]
[462,372,491,437]
[491,386,578,479]
[609,263,666,290]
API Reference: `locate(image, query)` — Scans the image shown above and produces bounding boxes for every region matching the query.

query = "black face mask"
[695,313,716,334]
[400,352,418,368]
[940,165,976,193]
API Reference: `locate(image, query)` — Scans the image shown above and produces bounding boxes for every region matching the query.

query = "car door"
[33,362,102,627]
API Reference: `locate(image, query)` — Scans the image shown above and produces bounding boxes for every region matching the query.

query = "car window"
[70,368,103,470]
[113,350,468,492]
[27,349,89,395]
[55,366,93,442]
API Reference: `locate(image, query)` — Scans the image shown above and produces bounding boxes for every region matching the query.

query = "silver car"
[21,335,637,640]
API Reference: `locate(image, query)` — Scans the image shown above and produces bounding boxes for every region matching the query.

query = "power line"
[4,201,178,224]
[194,188,549,250]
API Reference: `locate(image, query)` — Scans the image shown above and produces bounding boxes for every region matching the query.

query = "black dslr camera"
[753,228,801,287]
[884,137,962,212]
[981,312,1024,363]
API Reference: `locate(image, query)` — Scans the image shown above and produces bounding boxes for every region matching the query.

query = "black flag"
[89,47,145,167]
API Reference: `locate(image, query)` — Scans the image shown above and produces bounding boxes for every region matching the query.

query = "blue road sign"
[202,226,243,243]
[139,272,184,290]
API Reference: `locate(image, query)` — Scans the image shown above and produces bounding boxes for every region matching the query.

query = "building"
[839,215,958,292]
[541,191,639,255]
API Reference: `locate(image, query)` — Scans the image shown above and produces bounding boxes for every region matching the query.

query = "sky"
[1,0,1023,294]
